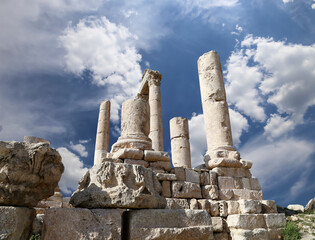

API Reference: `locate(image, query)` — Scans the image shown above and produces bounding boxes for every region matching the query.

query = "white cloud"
[312,3,315,9]
[231,24,243,35]
[188,108,249,167]
[225,49,266,121]
[69,141,88,158]
[282,0,294,3]
[264,114,295,140]
[241,35,315,124]
[57,147,89,194]
[60,16,142,122]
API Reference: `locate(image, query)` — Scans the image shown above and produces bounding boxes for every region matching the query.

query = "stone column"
[197,50,234,152]
[94,100,110,165]
[111,98,152,152]
[146,70,164,151]
[170,117,191,168]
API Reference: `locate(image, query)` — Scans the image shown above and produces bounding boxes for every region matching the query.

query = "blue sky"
[0,0,314,206]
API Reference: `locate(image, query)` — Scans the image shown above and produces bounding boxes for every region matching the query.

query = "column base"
[204,147,242,169]
[111,136,152,152]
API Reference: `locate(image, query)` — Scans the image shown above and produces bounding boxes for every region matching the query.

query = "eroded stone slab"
[0,206,36,240]
[70,162,166,209]
[172,181,202,199]
[126,209,214,240]
[42,208,122,240]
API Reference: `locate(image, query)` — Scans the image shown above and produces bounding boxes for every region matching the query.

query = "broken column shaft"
[111,98,152,152]
[197,51,234,153]
[94,100,110,165]
[170,117,191,168]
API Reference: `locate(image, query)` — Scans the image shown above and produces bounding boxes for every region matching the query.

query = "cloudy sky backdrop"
[1,0,314,206]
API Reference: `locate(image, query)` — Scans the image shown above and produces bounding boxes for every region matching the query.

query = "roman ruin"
[0,50,287,240]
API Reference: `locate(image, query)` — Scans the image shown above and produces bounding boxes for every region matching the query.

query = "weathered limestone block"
[124,158,149,167]
[218,176,235,189]
[94,100,110,165]
[170,117,191,168]
[209,171,218,185]
[207,149,240,160]
[219,189,234,200]
[261,200,277,213]
[150,161,171,171]
[238,200,262,214]
[70,162,166,209]
[126,209,214,240]
[166,198,189,209]
[227,201,240,215]
[111,148,144,160]
[267,228,283,240]
[202,185,219,199]
[42,208,122,240]
[144,150,170,162]
[209,200,220,216]
[0,140,64,207]
[189,199,199,209]
[172,181,202,199]
[100,156,123,163]
[230,228,268,240]
[149,166,166,173]
[250,178,261,191]
[185,169,200,184]
[206,158,242,169]
[240,159,252,169]
[198,199,211,213]
[287,204,304,212]
[242,178,251,189]
[156,173,177,181]
[111,98,152,152]
[212,217,224,232]
[263,213,286,229]
[212,167,252,178]
[227,214,267,230]
[171,167,186,181]
[305,198,315,211]
[0,206,36,240]
[233,189,263,200]
[162,181,171,198]
[200,171,210,185]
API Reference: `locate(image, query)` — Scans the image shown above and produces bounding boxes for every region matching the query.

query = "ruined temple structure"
[40,51,286,239]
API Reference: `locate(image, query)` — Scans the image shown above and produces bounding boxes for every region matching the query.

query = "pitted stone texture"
[240,159,252,169]
[198,51,234,152]
[70,162,166,209]
[0,206,36,240]
[0,141,64,207]
[238,200,262,214]
[202,185,219,199]
[150,161,171,171]
[144,150,170,162]
[250,178,261,191]
[172,181,202,199]
[227,214,267,230]
[166,198,189,209]
[111,99,152,152]
[305,198,315,211]
[124,159,149,167]
[261,200,277,213]
[206,158,242,169]
[214,232,230,240]
[212,217,224,232]
[219,189,234,200]
[156,173,177,181]
[212,167,252,178]
[233,189,263,200]
[42,208,122,240]
[263,213,286,229]
[126,209,214,240]
[227,201,240,215]
[32,214,44,235]
[200,172,210,185]
[189,199,199,209]
[230,228,268,240]
[162,181,171,198]
[171,167,186,181]
[112,148,144,160]
[170,136,191,168]
[218,176,235,189]
[185,169,200,184]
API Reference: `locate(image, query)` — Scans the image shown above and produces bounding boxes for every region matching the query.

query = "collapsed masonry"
[13,50,286,239]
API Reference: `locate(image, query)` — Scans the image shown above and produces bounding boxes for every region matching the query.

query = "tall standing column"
[94,100,110,165]
[170,117,191,168]
[197,51,234,153]
[145,70,164,151]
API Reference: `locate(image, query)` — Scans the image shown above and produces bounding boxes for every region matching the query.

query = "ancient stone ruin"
[0,51,287,239]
